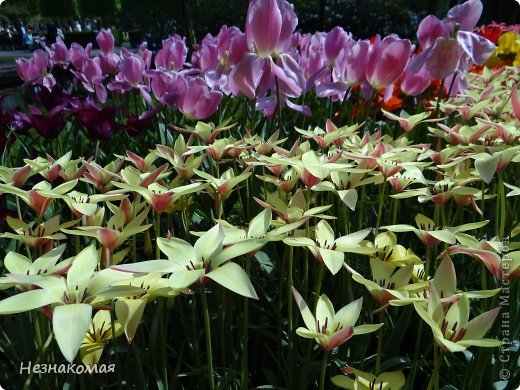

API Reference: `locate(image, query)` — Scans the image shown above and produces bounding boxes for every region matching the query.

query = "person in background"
[23,28,34,51]
[75,20,82,32]
[56,24,64,41]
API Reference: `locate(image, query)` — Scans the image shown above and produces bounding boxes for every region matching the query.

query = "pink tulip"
[154,35,187,72]
[246,0,297,57]
[150,71,187,107]
[50,38,69,67]
[324,27,352,65]
[16,50,55,90]
[137,42,152,69]
[108,54,152,104]
[417,15,449,49]
[69,42,92,70]
[334,39,370,87]
[366,35,413,90]
[422,38,463,80]
[400,63,432,96]
[96,28,115,54]
[71,58,107,103]
[98,52,120,74]
[445,0,483,31]
[178,77,223,120]
[228,53,264,99]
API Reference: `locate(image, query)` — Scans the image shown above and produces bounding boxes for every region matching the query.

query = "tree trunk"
[318,0,326,30]
[427,0,438,15]
[179,0,197,49]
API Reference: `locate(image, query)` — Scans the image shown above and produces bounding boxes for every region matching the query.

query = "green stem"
[498,172,506,240]
[275,77,283,136]
[375,310,385,374]
[201,289,215,390]
[391,197,398,225]
[319,350,329,390]
[287,244,294,388]
[155,212,161,259]
[427,344,442,390]
[375,180,387,230]
[241,268,250,389]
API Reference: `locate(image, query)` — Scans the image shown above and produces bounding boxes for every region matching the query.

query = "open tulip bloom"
[292,287,382,351]
[0,245,145,362]
[111,224,264,299]
[0,0,516,387]
[413,283,501,353]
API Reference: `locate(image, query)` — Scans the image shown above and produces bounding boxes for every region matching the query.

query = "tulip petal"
[53,304,92,362]
[292,287,316,331]
[206,262,258,299]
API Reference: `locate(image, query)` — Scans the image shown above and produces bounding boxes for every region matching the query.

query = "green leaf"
[53,304,92,362]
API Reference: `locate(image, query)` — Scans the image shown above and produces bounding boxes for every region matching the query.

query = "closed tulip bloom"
[245,0,297,57]
[96,28,115,54]
[400,63,432,96]
[366,35,413,90]
[154,35,187,72]
[69,42,92,70]
[445,0,483,31]
[178,77,223,120]
[417,15,450,49]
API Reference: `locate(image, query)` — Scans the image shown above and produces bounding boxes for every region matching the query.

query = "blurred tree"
[40,0,79,18]
[0,0,41,19]
[78,0,120,19]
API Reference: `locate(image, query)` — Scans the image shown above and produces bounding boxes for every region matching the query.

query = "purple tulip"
[298,32,326,80]
[97,28,115,54]
[196,26,248,95]
[335,39,370,87]
[108,54,152,104]
[50,38,69,68]
[417,15,449,49]
[457,30,497,65]
[324,27,352,66]
[70,42,92,70]
[228,53,264,99]
[400,63,432,96]
[178,77,223,120]
[98,52,120,74]
[445,0,483,31]
[150,71,187,107]
[155,35,187,72]
[246,0,297,57]
[16,50,56,90]
[137,42,152,69]
[366,35,413,90]
[71,58,108,103]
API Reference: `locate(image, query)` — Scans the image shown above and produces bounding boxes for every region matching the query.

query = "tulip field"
[0,0,519,388]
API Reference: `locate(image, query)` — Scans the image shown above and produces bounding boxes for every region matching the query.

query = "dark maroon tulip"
[27,105,67,139]
[76,105,119,140]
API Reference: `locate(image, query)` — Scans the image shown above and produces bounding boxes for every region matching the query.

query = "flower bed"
[0,0,519,389]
